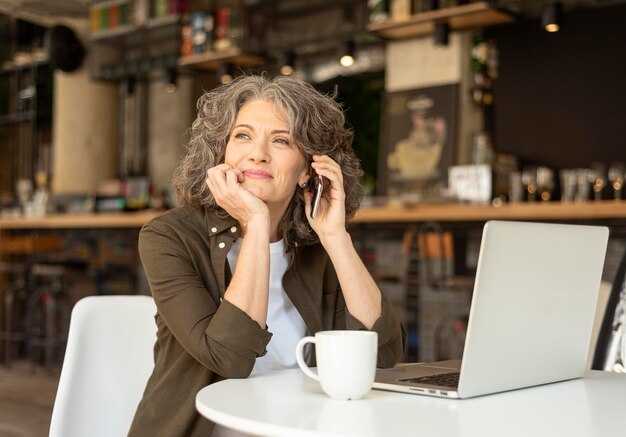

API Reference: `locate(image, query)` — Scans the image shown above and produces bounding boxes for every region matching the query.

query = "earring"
[300,181,307,188]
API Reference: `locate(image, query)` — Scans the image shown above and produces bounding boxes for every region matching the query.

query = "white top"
[199,368,626,437]
[213,239,307,437]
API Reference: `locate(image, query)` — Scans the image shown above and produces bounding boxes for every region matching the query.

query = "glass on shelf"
[508,171,523,203]
[559,169,577,203]
[536,166,555,201]
[589,162,607,201]
[608,162,624,201]
[16,178,33,213]
[521,166,538,202]
[575,168,591,202]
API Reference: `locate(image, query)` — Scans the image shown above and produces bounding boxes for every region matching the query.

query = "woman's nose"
[248,138,270,161]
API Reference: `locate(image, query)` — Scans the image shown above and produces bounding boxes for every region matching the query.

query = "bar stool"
[26,263,77,374]
[0,233,63,370]
[0,261,29,367]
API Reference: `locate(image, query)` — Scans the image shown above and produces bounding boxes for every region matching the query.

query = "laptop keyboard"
[402,372,460,389]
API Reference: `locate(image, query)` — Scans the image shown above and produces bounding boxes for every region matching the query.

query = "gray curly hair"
[173,74,364,247]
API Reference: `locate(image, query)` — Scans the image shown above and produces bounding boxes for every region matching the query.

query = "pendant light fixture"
[217,63,235,84]
[434,22,450,47]
[542,2,563,32]
[339,40,355,67]
[164,68,178,93]
[280,51,296,75]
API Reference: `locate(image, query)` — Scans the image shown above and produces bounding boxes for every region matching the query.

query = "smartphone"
[310,173,324,220]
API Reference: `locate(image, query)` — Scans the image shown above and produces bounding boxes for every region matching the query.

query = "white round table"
[196,368,626,437]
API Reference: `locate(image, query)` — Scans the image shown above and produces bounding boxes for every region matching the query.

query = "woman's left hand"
[304,155,348,240]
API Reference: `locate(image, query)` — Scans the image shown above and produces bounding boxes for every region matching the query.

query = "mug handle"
[296,336,319,382]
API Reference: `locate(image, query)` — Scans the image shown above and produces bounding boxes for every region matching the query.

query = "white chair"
[49,295,157,437]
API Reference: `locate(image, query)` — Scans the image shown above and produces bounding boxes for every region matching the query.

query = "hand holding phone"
[310,174,324,220]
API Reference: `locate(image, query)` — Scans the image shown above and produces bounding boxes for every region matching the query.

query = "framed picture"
[377,84,459,199]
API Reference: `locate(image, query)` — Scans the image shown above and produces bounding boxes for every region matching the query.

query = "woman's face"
[224,99,309,215]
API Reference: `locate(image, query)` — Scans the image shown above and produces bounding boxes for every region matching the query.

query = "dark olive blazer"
[128,206,406,437]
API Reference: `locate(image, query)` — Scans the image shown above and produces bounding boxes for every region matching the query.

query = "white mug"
[295,330,378,400]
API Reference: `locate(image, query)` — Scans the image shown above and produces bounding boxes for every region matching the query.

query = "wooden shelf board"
[90,0,130,9]
[367,2,514,39]
[0,211,162,230]
[3,202,626,231]
[352,201,626,223]
[0,57,49,74]
[0,112,36,125]
[90,24,136,41]
[90,15,181,42]
[178,48,266,71]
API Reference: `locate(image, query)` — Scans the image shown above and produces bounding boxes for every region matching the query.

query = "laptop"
[373,220,609,399]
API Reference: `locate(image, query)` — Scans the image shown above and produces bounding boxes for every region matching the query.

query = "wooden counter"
[352,200,626,223]
[0,211,162,230]
[1,201,626,230]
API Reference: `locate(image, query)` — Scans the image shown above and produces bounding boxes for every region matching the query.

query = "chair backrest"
[49,295,157,437]
[592,248,626,370]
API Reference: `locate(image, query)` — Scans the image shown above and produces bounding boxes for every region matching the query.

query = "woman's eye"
[274,138,290,146]
[234,132,250,140]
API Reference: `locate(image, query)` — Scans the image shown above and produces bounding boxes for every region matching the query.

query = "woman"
[129,75,406,437]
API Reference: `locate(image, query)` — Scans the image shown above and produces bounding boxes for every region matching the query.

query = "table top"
[196,368,626,437]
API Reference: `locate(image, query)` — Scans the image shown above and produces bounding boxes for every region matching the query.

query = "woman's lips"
[242,169,273,180]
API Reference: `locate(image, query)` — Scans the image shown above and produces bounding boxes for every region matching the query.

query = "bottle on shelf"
[368,0,390,23]
[190,10,214,54]
[213,6,232,51]
[471,131,494,166]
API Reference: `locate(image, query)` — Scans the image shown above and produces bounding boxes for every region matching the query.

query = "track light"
[164,68,178,93]
[434,22,450,47]
[339,41,355,67]
[542,2,563,32]
[217,63,235,84]
[279,51,296,76]
[125,75,136,95]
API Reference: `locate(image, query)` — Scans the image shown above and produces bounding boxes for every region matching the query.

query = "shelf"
[0,112,36,126]
[90,0,130,8]
[0,211,162,230]
[178,47,266,71]
[93,52,179,81]
[90,14,182,42]
[90,24,135,41]
[352,200,626,223]
[367,2,515,40]
[3,202,626,230]
[0,57,49,74]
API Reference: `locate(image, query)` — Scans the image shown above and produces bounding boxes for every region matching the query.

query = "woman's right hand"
[206,164,269,230]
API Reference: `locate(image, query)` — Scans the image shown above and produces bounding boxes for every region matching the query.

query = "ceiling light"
[164,68,178,93]
[280,51,296,76]
[217,63,235,84]
[542,2,563,32]
[339,41,355,67]
[434,22,450,47]
[125,75,136,95]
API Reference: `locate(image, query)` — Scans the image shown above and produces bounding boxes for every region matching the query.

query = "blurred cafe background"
[0,0,625,435]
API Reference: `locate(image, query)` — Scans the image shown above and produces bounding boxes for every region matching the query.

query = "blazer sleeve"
[139,221,272,379]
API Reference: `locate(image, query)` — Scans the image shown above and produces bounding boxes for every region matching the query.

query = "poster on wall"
[377,84,459,200]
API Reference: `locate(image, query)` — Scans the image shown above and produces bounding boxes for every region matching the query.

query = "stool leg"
[3,286,15,367]
[22,273,72,374]
[2,281,27,368]
[45,293,55,375]
[25,290,42,372]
